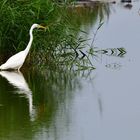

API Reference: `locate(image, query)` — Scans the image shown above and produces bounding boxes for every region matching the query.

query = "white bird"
[0,23,46,71]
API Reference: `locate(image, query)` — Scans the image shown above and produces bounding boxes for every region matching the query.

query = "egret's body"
[0,24,46,71]
[0,51,26,70]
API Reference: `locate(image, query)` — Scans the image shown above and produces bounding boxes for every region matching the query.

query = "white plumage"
[0,23,46,71]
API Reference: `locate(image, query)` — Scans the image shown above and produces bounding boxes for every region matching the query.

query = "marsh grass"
[0,0,57,51]
[0,0,110,70]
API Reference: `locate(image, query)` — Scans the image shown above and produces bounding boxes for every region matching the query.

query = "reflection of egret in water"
[0,71,36,121]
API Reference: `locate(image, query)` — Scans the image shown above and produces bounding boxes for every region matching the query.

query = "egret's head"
[32,23,46,30]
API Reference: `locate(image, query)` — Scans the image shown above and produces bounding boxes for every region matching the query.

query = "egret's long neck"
[25,27,34,56]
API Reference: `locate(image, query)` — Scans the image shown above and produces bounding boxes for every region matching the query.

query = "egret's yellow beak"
[38,25,47,30]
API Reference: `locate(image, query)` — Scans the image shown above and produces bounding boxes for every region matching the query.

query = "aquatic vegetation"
[0,0,60,52]
[0,0,112,70]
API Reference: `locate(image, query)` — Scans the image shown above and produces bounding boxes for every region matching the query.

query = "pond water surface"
[0,1,140,140]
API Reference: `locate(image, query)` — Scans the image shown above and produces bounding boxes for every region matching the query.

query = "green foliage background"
[0,0,110,69]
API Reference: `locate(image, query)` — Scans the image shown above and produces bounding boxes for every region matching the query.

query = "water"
[0,1,140,140]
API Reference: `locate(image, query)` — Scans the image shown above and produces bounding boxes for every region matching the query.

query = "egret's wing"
[0,51,26,69]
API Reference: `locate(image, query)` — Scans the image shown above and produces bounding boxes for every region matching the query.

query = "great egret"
[0,23,46,71]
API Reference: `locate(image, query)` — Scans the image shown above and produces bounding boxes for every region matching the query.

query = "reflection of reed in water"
[93,47,126,70]
[95,47,126,57]
[0,71,36,121]
[68,1,111,31]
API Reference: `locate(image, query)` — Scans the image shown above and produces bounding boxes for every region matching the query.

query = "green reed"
[0,0,110,70]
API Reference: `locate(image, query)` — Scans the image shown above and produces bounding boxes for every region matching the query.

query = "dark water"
[0,1,140,140]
